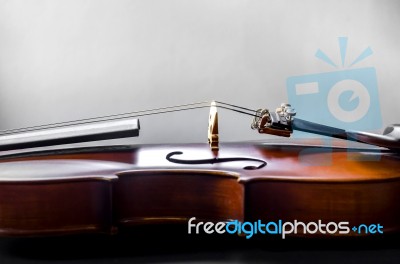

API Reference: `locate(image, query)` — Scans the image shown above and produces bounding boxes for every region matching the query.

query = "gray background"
[0,0,399,145]
[0,2,400,263]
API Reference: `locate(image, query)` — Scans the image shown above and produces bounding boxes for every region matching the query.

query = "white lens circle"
[327,79,370,122]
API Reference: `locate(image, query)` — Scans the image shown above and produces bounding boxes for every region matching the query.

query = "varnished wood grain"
[0,140,398,237]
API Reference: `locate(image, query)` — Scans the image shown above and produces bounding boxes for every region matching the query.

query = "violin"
[0,100,399,239]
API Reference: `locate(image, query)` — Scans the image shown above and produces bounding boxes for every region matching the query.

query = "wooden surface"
[0,140,399,237]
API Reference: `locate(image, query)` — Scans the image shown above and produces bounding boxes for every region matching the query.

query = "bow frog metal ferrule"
[251,103,296,137]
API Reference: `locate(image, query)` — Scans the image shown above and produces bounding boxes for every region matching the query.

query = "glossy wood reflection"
[0,141,399,237]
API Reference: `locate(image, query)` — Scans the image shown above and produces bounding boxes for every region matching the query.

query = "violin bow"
[250,103,400,151]
[0,99,398,153]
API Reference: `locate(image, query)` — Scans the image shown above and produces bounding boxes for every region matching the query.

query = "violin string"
[0,100,262,136]
[0,101,261,136]
[0,101,209,136]
[214,101,257,114]
[217,105,260,117]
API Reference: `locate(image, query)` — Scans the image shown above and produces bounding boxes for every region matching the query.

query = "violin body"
[0,140,399,238]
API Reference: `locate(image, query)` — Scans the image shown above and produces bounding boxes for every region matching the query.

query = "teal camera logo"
[287,37,382,131]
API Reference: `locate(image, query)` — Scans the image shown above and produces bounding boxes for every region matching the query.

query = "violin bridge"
[208,101,219,155]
